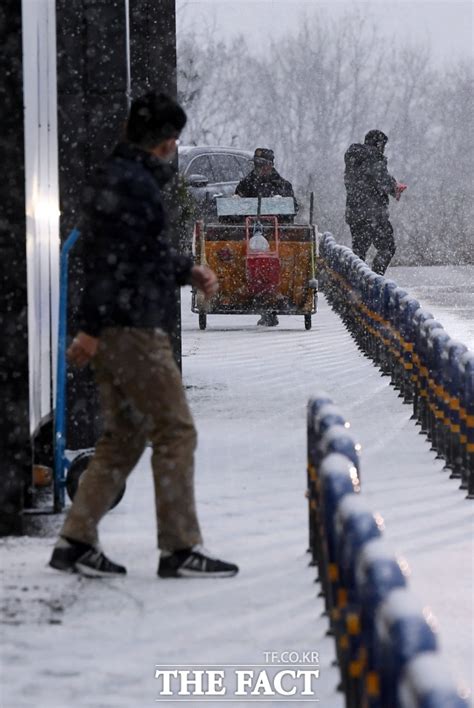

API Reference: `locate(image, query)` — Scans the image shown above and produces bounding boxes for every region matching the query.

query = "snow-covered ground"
[389,265,474,351]
[1,275,473,707]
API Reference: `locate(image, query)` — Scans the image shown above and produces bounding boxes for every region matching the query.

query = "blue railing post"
[460,352,474,498]
[54,228,81,512]
[307,395,334,566]
[355,539,407,706]
[375,588,437,708]
[398,652,469,708]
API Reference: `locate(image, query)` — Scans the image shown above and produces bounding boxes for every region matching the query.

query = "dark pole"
[55,0,180,451]
[129,0,182,369]
[0,1,31,534]
[56,0,129,449]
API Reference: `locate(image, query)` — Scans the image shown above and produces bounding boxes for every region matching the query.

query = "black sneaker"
[268,313,279,327]
[49,537,126,577]
[257,313,279,327]
[75,550,127,578]
[49,537,94,573]
[158,547,239,578]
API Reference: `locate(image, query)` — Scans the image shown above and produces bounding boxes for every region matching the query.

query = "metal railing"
[307,394,469,707]
[319,233,474,499]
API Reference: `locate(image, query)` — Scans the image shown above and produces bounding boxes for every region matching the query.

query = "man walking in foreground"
[49,92,238,579]
[344,130,407,275]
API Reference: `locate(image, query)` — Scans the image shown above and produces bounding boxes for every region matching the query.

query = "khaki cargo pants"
[61,328,203,552]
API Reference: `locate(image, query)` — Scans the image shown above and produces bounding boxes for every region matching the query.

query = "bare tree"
[177,10,474,264]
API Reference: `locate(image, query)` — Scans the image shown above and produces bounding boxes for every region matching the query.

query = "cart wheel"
[199,313,207,330]
[66,451,125,509]
[304,315,312,330]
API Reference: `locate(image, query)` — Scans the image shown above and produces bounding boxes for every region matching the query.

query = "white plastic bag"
[249,230,270,253]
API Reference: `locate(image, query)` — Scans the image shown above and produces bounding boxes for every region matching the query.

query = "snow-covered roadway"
[1,288,472,707]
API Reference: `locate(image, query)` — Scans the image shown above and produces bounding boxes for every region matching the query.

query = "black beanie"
[364,129,388,147]
[126,92,187,146]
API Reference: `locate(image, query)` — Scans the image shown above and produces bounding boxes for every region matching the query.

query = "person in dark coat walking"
[49,92,238,579]
[236,148,297,326]
[344,130,406,274]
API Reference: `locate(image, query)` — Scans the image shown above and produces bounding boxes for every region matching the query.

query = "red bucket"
[246,254,281,295]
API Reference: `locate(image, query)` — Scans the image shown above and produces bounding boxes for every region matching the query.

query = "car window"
[211,154,243,183]
[186,155,214,180]
[236,155,253,177]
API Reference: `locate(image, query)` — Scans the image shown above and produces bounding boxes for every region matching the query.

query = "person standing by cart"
[49,92,238,579]
[235,148,297,326]
[344,129,407,275]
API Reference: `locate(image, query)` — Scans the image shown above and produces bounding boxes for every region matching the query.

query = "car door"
[184,154,216,207]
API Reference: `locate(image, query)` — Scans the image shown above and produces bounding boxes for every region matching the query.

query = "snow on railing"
[306,394,470,708]
[319,233,474,499]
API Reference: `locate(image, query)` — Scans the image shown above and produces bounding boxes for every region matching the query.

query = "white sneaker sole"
[74,562,125,578]
[176,568,238,578]
[48,561,77,574]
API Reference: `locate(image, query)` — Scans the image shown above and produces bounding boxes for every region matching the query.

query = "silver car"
[179,145,253,217]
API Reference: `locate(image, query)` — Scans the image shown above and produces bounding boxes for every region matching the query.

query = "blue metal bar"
[53,228,80,512]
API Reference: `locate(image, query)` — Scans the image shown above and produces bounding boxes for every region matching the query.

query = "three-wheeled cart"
[191,196,318,330]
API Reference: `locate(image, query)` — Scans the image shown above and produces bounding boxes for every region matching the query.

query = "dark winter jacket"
[235,167,297,206]
[344,143,397,222]
[78,142,193,337]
